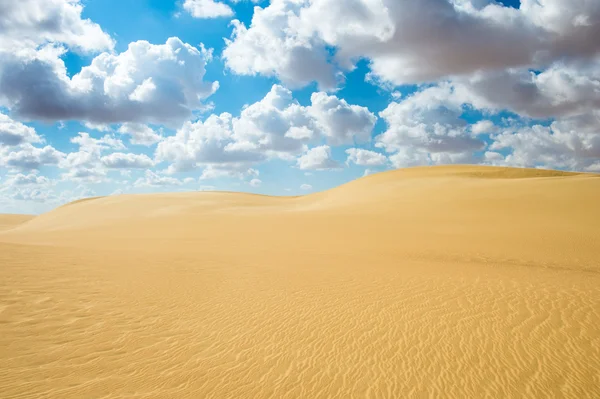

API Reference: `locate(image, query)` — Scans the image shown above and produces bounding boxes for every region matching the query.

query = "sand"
[0,214,35,232]
[1,165,599,398]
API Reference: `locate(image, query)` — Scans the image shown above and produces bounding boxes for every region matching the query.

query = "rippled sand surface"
[1,165,599,398]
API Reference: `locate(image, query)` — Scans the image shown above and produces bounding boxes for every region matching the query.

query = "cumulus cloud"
[156,112,264,174]
[470,120,498,135]
[199,165,260,180]
[3,0,598,197]
[486,118,600,172]
[374,77,600,172]
[229,85,315,159]
[300,183,312,191]
[118,123,162,146]
[455,59,600,119]
[0,113,65,173]
[156,84,375,174]
[59,132,126,182]
[309,92,376,145]
[375,84,486,167]
[297,145,339,170]
[0,38,219,126]
[183,0,234,18]
[218,0,600,173]
[222,1,339,89]
[0,144,64,171]
[0,0,114,53]
[223,0,600,88]
[2,172,51,187]
[134,170,186,187]
[0,112,43,146]
[101,153,154,169]
[249,178,262,187]
[0,1,218,128]
[0,170,58,208]
[0,186,57,203]
[345,148,388,166]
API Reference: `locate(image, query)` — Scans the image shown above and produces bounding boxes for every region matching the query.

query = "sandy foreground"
[1,165,599,398]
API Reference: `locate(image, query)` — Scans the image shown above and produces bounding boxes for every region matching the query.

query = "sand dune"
[1,165,599,398]
[0,214,35,231]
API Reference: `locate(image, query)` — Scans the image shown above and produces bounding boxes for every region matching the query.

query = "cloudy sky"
[1,0,599,213]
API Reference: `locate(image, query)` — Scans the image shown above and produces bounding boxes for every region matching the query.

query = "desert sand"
[1,165,599,398]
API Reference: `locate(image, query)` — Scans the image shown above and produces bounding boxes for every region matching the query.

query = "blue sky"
[0,0,599,213]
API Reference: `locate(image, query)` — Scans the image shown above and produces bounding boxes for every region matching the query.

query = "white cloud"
[199,165,259,180]
[455,60,600,119]
[128,78,157,102]
[586,162,600,172]
[59,132,126,182]
[0,38,218,126]
[300,183,312,191]
[118,123,162,146]
[2,172,51,187]
[0,186,57,203]
[487,118,600,171]
[376,74,599,172]
[375,84,485,167]
[223,0,600,89]
[70,132,126,152]
[297,145,340,170]
[134,170,185,187]
[309,92,376,145]
[470,120,498,135]
[156,112,264,174]
[222,1,339,89]
[229,85,314,159]
[183,0,233,18]
[368,65,600,171]
[0,171,60,208]
[249,178,262,187]
[3,0,598,198]
[101,153,154,169]
[345,148,388,166]
[0,112,43,146]
[0,0,114,53]
[61,167,107,183]
[156,84,374,174]
[0,143,64,171]
[387,149,434,169]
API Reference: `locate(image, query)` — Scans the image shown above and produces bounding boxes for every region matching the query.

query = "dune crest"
[1,165,599,398]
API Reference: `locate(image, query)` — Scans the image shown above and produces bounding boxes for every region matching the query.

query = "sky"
[0,0,599,214]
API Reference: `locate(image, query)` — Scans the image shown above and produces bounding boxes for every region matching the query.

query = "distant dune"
[0,214,35,231]
[1,165,599,398]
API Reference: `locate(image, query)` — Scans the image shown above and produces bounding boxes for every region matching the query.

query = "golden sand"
[1,165,599,398]
[0,214,35,232]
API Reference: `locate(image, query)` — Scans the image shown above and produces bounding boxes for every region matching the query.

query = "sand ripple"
[1,166,599,398]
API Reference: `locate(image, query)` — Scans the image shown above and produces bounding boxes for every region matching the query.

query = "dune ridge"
[1,165,599,398]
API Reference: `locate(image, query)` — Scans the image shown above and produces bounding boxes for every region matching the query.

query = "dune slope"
[0,214,34,231]
[1,165,599,398]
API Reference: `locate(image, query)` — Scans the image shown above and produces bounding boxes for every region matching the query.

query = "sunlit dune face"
[1,165,599,398]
